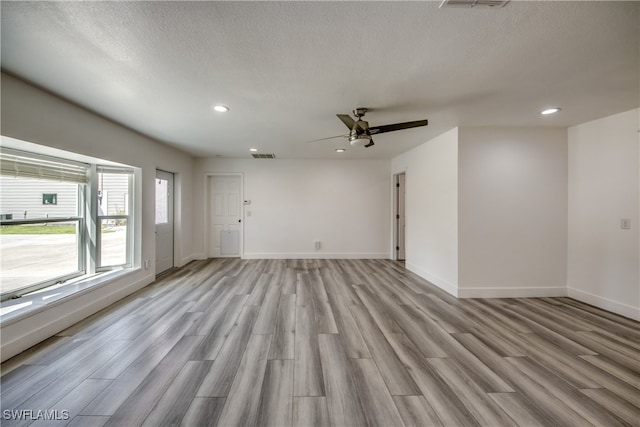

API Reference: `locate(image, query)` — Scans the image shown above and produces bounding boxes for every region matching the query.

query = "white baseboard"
[242,252,390,260]
[180,253,202,266]
[0,272,154,363]
[405,262,458,297]
[457,286,567,299]
[567,287,640,321]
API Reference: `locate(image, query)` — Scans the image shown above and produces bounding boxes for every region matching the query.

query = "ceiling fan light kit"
[349,134,372,147]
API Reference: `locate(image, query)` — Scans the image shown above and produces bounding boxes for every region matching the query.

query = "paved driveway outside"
[0,227,127,294]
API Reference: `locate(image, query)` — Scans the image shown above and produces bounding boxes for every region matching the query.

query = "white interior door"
[209,174,242,258]
[395,173,406,261]
[155,170,174,274]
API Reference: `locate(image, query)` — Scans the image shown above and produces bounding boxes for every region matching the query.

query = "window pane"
[0,174,82,296]
[0,175,78,220]
[99,218,127,267]
[98,172,129,216]
[155,178,168,224]
[0,221,80,294]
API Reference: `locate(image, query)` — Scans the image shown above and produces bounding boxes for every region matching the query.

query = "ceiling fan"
[307,108,428,148]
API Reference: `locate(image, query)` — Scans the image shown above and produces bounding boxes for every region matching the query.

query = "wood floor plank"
[576,330,640,371]
[320,265,361,306]
[308,272,338,334]
[580,354,640,390]
[516,333,603,389]
[257,359,294,427]
[91,311,201,380]
[141,360,213,427]
[426,358,517,426]
[27,379,111,427]
[180,397,225,427]
[292,397,330,427]
[9,340,128,420]
[216,334,272,427]
[317,334,367,427]
[252,275,283,334]
[384,333,480,427]
[293,304,325,397]
[326,294,371,359]
[67,416,110,427]
[102,335,204,427]
[321,268,371,359]
[269,293,296,360]
[505,356,625,427]
[488,393,547,427]
[499,304,599,356]
[246,273,273,306]
[189,294,247,336]
[393,395,443,427]
[81,313,201,416]
[579,388,640,426]
[349,358,406,427]
[382,298,450,358]
[452,332,600,427]
[413,293,470,333]
[349,306,421,395]
[196,305,260,396]
[402,304,515,392]
[280,266,297,295]
[353,285,404,335]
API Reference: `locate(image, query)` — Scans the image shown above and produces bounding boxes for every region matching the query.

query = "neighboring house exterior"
[0,174,128,220]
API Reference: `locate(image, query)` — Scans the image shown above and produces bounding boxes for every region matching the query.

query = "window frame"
[0,147,137,301]
[0,181,86,301]
[95,167,134,271]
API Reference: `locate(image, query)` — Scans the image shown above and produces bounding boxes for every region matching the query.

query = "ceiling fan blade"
[364,139,375,148]
[336,114,366,133]
[336,114,357,130]
[368,119,428,135]
[304,134,348,143]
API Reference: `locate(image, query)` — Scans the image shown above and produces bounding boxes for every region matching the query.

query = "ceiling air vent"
[251,153,276,159]
[439,0,509,8]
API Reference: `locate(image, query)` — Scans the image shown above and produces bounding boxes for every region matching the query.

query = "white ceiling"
[1,1,638,159]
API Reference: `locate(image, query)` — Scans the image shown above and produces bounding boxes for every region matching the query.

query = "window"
[0,146,137,301]
[155,177,169,224]
[97,167,133,269]
[42,193,58,205]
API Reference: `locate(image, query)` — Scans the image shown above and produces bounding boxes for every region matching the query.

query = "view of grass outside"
[0,225,114,234]
[0,225,76,234]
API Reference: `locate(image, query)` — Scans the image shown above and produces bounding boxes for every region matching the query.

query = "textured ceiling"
[1,1,638,159]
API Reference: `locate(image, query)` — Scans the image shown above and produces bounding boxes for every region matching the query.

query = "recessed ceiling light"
[213,104,229,113]
[249,148,258,152]
[336,148,346,153]
[541,107,561,115]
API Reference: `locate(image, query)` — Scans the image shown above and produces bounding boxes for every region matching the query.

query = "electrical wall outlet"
[620,219,631,230]
[314,241,321,250]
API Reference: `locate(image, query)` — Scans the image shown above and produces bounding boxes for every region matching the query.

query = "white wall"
[193,158,391,259]
[1,73,196,361]
[457,127,568,298]
[567,109,640,320]
[391,128,459,295]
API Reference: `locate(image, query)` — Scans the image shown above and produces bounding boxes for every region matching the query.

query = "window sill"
[0,269,140,326]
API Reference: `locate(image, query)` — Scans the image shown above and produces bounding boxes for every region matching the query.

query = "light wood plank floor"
[1,259,639,426]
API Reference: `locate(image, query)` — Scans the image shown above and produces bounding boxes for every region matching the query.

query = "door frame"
[393,171,406,261]
[155,169,175,275]
[204,172,244,259]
